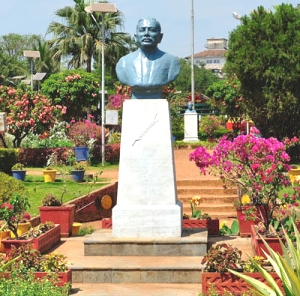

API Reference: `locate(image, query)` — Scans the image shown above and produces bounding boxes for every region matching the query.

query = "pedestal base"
[112,203,182,238]
[183,113,199,142]
[113,99,182,238]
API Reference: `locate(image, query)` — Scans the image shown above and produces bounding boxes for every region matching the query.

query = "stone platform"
[84,228,208,257]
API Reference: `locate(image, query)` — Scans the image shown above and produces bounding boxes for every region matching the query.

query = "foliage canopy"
[225,4,300,139]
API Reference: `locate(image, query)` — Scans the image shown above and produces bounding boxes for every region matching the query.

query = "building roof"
[186,49,227,59]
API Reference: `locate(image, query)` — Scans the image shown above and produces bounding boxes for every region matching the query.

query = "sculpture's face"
[135,18,163,51]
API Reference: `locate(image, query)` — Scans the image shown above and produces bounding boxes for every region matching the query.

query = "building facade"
[186,37,227,74]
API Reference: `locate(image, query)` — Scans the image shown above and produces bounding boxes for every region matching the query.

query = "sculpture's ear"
[158,33,163,43]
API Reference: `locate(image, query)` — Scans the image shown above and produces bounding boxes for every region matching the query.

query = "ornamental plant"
[229,219,300,296]
[0,85,66,147]
[190,196,202,218]
[41,69,100,121]
[0,194,31,239]
[68,120,103,147]
[183,196,211,219]
[201,243,245,273]
[189,134,299,234]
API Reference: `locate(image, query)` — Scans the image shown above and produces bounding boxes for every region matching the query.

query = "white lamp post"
[85,3,117,166]
[190,0,195,110]
[23,50,40,90]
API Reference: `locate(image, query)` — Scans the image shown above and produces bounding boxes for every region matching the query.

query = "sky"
[0,0,299,58]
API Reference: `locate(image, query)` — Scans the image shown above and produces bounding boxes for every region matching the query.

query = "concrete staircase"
[177,179,238,219]
[68,228,206,295]
[66,178,240,295]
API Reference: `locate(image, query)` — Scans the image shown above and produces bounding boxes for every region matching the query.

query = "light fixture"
[85,3,117,166]
[23,50,40,90]
[232,12,242,20]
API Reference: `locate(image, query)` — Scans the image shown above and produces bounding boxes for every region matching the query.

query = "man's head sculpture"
[116,17,180,99]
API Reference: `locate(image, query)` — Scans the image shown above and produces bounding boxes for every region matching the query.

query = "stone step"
[177,187,237,195]
[70,283,202,296]
[179,194,237,204]
[71,256,204,284]
[84,229,207,257]
[176,179,229,187]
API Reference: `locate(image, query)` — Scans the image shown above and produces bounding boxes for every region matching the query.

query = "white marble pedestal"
[112,99,182,238]
[183,113,199,142]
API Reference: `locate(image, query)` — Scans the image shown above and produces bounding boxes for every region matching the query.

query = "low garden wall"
[31,181,118,227]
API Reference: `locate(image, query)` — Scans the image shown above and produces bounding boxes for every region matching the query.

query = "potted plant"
[229,220,300,295]
[69,120,102,161]
[2,222,61,254]
[0,223,11,252]
[235,192,268,237]
[288,165,300,184]
[11,163,27,181]
[0,194,31,240]
[201,243,282,294]
[182,196,220,235]
[43,167,57,182]
[39,193,75,237]
[4,243,72,287]
[190,133,298,238]
[43,152,59,182]
[71,162,85,182]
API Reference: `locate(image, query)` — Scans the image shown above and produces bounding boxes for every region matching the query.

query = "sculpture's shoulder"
[157,50,180,65]
[117,51,139,66]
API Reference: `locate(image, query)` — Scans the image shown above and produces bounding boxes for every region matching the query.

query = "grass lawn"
[23,171,113,217]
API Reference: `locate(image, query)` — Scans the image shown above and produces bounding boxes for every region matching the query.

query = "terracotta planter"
[2,237,33,253]
[183,219,220,235]
[32,224,61,254]
[103,218,220,235]
[43,170,57,182]
[236,206,268,237]
[39,204,75,237]
[3,224,61,254]
[202,271,282,294]
[0,231,11,252]
[2,269,72,287]
[34,269,72,286]
[250,225,284,259]
[102,218,112,229]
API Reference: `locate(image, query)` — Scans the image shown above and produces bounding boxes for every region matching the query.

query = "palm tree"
[47,0,131,73]
[33,39,60,74]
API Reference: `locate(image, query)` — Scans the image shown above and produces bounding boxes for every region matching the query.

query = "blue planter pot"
[72,170,85,182]
[74,147,89,161]
[12,170,26,181]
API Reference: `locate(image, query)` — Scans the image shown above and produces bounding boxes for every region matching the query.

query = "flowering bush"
[41,69,100,121]
[0,194,31,239]
[189,134,300,234]
[199,115,222,138]
[0,85,66,147]
[21,121,74,148]
[68,120,104,147]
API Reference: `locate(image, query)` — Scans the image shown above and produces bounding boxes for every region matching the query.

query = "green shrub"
[0,271,70,295]
[0,148,18,174]
[199,115,222,138]
[0,172,28,204]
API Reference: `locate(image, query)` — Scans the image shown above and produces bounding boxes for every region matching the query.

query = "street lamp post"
[85,3,117,166]
[23,50,40,90]
[190,0,195,110]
